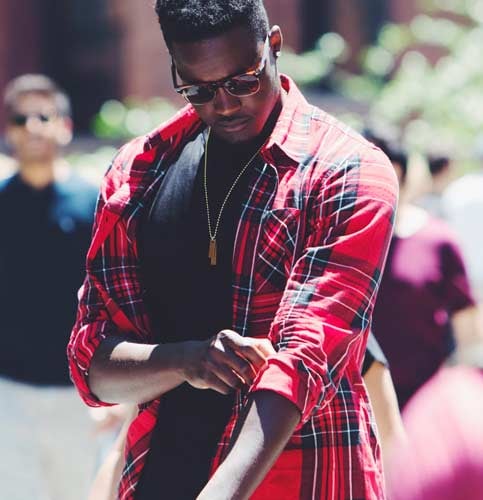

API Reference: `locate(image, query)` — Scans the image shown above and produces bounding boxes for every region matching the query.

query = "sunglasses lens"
[39,113,51,123]
[10,114,28,126]
[9,113,54,126]
[183,85,215,105]
[227,75,260,97]
[178,74,260,105]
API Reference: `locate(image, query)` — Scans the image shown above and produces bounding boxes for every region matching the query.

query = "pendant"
[208,239,217,266]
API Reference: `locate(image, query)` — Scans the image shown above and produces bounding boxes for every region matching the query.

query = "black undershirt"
[136,131,264,499]
[362,332,388,376]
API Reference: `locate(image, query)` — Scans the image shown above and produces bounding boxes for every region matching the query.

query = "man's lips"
[215,117,251,133]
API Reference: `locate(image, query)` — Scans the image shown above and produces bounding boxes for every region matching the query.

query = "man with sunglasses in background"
[0,74,98,500]
[68,1,398,499]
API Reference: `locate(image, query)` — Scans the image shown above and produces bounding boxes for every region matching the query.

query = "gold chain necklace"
[203,127,264,266]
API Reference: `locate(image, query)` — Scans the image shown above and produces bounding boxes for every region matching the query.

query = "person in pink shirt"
[386,359,483,500]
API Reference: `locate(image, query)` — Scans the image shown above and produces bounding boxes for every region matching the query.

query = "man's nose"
[213,87,241,116]
[25,115,46,134]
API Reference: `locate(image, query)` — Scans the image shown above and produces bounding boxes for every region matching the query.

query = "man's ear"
[269,25,283,59]
[56,116,73,146]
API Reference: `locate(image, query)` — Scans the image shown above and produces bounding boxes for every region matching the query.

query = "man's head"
[155,0,283,143]
[427,155,450,178]
[426,154,454,193]
[364,130,408,186]
[4,74,73,166]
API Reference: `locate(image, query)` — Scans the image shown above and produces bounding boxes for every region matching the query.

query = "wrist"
[173,340,201,381]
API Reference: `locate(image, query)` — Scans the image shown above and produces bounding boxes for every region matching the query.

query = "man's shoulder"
[277,77,385,170]
[421,215,461,245]
[298,103,388,169]
[102,105,201,198]
[57,172,99,204]
[443,172,483,208]
[0,173,17,196]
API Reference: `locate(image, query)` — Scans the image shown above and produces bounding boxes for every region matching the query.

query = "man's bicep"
[273,151,398,342]
[250,152,398,422]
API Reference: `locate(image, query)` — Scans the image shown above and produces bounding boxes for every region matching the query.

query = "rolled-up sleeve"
[67,275,116,407]
[67,148,132,407]
[249,148,398,424]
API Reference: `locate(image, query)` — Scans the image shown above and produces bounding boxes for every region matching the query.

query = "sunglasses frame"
[8,112,57,127]
[171,35,270,105]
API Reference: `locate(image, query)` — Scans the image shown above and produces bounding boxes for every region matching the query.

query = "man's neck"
[17,161,56,190]
[395,202,429,238]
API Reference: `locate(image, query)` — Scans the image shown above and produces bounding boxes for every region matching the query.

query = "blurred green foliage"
[92,97,178,140]
[68,145,119,185]
[278,32,349,86]
[69,97,178,179]
[73,0,483,176]
[284,0,483,159]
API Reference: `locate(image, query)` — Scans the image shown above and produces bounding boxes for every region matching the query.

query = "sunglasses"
[8,112,56,127]
[171,36,270,106]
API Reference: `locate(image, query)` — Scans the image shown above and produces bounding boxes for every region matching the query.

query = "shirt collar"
[262,74,312,166]
[149,74,312,167]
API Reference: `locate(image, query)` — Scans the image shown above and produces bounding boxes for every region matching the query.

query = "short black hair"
[154,0,269,48]
[4,74,71,117]
[427,155,450,176]
[363,129,408,183]
[386,144,408,183]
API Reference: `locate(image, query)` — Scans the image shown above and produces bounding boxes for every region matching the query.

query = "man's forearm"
[197,390,301,500]
[87,331,275,405]
[88,337,185,404]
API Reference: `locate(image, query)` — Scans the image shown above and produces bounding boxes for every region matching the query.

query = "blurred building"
[0,0,420,132]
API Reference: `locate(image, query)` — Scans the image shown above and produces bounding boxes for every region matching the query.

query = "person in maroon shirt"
[371,138,480,409]
[386,360,483,500]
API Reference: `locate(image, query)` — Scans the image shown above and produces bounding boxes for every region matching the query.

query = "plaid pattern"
[68,76,397,499]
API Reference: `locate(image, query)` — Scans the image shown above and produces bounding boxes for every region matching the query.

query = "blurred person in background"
[0,74,98,500]
[417,153,454,220]
[442,143,483,302]
[67,1,398,499]
[368,137,482,410]
[362,334,405,473]
[0,151,15,179]
[385,340,483,500]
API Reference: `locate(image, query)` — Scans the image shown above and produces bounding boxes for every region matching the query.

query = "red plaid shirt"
[68,76,397,499]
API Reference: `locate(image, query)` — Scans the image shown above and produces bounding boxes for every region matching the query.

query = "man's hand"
[181,330,275,395]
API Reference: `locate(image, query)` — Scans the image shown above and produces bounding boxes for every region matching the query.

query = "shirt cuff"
[67,325,113,408]
[248,354,322,427]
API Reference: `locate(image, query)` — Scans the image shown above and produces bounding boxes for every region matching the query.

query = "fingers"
[253,338,276,358]
[185,332,276,394]
[202,370,233,395]
[218,330,274,372]
[206,358,244,390]
[210,340,256,385]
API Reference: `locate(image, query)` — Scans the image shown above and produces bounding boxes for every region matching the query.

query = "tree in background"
[80,0,483,175]
[280,0,483,164]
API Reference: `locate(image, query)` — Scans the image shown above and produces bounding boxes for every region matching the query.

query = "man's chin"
[19,151,57,165]
[212,124,260,144]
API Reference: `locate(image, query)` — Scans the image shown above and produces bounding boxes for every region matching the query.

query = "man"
[0,74,98,499]
[370,140,481,409]
[68,2,398,499]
